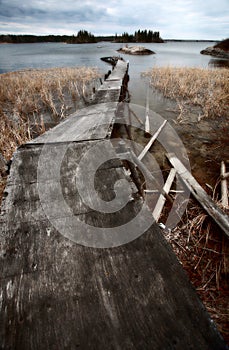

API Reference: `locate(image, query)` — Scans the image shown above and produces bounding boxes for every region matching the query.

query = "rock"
[200,39,229,59]
[200,47,229,59]
[117,46,155,55]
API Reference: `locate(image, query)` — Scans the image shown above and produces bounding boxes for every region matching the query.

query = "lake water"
[0,41,224,108]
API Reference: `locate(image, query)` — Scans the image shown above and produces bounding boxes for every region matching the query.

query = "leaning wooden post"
[144,86,150,137]
[138,120,167,161]
[221,161,228,208]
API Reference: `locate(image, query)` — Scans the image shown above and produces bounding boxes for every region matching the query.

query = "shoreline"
[0,39,219,44]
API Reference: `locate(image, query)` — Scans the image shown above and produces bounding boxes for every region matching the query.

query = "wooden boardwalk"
[0,60,227,349]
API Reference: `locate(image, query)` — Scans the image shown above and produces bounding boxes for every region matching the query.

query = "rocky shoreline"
[201,46,229,59]
[200,39,229,59]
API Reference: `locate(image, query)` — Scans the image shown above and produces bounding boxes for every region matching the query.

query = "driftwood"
[167,153,229,238]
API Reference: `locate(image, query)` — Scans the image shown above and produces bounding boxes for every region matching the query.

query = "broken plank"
[144,87,150,136]
[127,150,173,205]
[105,60,129,81]
[167,153,229,238]
[138,119,167,161]
[221,161,228,208]
[153,168,176,222]
[221,172,229,180]
[30,109,115,144]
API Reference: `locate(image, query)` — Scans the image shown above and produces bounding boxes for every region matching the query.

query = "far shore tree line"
[0,29,164,44]
[114,30,163,43]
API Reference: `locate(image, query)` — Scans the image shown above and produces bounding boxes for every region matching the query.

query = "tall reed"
[144,67,229,119]
[0,66,99,160]
[0,66,100,202]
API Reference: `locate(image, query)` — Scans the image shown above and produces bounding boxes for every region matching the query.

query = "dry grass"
[144,67,229,119]
[0,66,100,202]
[0,66,99,159]
[163,199,229,344]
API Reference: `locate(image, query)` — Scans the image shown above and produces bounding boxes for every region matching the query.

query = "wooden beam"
[144,87,150,136]
[153,168,176,222]
[221,161,228,208]
[167,153,229,238]
[138,120,167,161]
[129,150,173,205]
[129,108,144,126]
[145,114,150,136]
[221,172,229,180]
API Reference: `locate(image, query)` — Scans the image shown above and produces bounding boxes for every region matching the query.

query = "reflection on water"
[208,58,229,68]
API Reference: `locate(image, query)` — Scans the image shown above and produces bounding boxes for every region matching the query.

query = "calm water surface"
[0,41,222,107]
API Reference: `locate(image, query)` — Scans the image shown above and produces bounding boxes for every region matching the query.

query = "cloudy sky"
[0,0,228,40]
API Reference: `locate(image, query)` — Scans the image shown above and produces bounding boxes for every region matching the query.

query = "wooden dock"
[0,60,227,349]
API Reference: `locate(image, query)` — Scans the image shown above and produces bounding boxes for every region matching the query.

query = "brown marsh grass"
[0,66,100,201]
[0,66,99,158]
[144,68,229,342]
[145,67,229,119]
[165,200,229,343]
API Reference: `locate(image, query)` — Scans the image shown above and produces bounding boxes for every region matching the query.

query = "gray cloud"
[0,0,228,39]
[0,1,108,22]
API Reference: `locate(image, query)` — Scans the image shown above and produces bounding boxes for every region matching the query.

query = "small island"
[200,38,229,59]
[67,30,97,44]
[117,45,155,55]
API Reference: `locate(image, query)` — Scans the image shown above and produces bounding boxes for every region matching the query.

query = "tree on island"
[67,30,97,44]
[0,30,163,44]
[0,34,70,43]
[114,30,164,43]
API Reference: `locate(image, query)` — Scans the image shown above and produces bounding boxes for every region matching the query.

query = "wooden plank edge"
[153,168,176,222]
[221,161,228,208]
[138,119,167,161]
[167,153,229,238]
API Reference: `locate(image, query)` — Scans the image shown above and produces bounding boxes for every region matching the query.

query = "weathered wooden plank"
[222,172,229,180]
[144,86,150,135]
[0,215,227,349]
[221,161,228,207]
[98,80,123,90]
[138,119,167,161]
[167,153,229,237]
[71,102,118,116]
[106,60,129,81]
[30,110,115,144]
[93,61,128,103]
[1,139,132,228]
[1,170,138,228]
[7,141,121,185]
[145,113,150,135]
[153,168,177,222]
[93,89,121,103]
